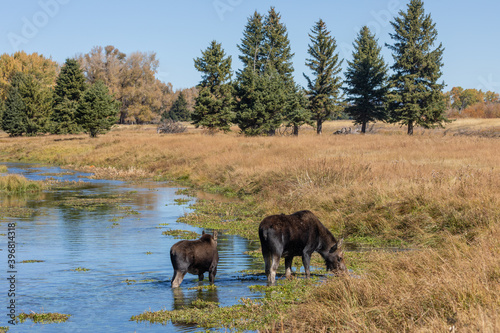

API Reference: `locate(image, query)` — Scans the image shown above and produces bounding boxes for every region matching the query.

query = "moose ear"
[202,230,206,235]
[329,239,344,253]
[337,238,344,249]
[213,231,218,242]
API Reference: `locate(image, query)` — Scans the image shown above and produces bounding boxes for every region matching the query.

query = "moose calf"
[170,231,219,288]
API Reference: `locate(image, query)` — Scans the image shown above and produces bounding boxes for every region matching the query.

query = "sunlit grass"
[0,174,42,194]
[0,119,499,331]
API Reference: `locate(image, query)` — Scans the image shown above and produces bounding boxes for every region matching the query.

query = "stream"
[0,163,264,332]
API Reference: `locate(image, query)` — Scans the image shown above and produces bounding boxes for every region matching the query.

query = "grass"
[0,174,42,194]
[161,229,199,239]
[17,312,71,324]
[0,119,499,331]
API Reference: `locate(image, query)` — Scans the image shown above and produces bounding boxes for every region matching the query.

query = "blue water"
[0,163,264,332]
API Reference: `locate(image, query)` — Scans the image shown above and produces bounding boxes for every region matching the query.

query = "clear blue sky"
[1,0,499,94]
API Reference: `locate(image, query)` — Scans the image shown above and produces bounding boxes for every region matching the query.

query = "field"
[1,119,499,331]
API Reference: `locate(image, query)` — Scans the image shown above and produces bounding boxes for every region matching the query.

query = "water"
[0,163,265,332]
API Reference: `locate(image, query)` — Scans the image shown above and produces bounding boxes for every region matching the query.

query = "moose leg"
[209,266,217,284]
[269,254,280,284]
[171,270,186,288]
[302,253,311,279]
[284,256,294,279]
[198,273,204,282]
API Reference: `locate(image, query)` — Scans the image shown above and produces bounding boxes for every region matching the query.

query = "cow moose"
[170,231,219,288]
[259,210,346,284]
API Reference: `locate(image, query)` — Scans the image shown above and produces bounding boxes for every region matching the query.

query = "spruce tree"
[168,92,190,121]
[304,19,343,134]
[235,7,298,136]
[51,58,87,134]
[237,11,265,75]
[386,0,448,135]
[76,80,119,138]
[284,85,312,136]
[344,26,388,133]
[2,86,26,136]
[262,7,294,82]
[192,40,233,133]
[2,72,52,136]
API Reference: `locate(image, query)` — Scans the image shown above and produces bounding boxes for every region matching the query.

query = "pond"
[0,163,265,332]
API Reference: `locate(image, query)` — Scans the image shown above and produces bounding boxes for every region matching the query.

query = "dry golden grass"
[0,119,499,331]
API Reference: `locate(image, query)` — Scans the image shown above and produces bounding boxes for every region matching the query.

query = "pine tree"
[1,86,26,136]
[192,40,233,133]
[51,58,87,134]
[284,85,312,136]
[168,92,190,121]
[304,19,343,134]
[344,26,388,133]
[386,0,448,135]
[2,72,52,136]
[76,80,119,138]
[262,7,294,82]
[235,7,297,136]
[237,11,265,75]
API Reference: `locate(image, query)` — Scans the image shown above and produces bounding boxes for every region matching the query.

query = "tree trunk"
[293,124,299,136]
[361,121,366,133]
[316,119,323,134]
[407,121,414,135]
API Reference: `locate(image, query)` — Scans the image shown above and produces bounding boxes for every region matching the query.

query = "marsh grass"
[161,229,199,239]
[1,119,499,331]
[0,174,42,194]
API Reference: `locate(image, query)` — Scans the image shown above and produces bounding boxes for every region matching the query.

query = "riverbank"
[1,119,499,331]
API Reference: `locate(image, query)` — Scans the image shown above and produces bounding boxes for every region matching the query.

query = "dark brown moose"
[259,210,346,284]
[170,231,219,288]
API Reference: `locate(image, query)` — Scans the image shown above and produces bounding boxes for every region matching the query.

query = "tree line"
[0,49,197,137]
[1,0,498,138]
[192,1,451,135]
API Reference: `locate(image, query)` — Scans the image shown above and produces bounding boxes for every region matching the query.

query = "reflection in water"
[0,163,266,332]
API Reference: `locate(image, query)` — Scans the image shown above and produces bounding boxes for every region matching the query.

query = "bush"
[157,119,187,134]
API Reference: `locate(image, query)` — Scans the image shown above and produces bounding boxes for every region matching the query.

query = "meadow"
[1,119,499,331]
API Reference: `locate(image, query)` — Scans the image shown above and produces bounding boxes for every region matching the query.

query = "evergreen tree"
[192,40,233,133]
[1,86,26,136]
[237,11,265,75]
[344,26,389,133]
[284,85,312,136]
[235,7,297,136]
[1,72,52,136]
[304,19,343,134]
[76,80,119,138]
[168,92,190,121]
[51,58,87,134]
[262,7,294,82]
[386,0,448,135]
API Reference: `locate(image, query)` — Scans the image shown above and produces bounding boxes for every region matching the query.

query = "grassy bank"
[1,119,499,331]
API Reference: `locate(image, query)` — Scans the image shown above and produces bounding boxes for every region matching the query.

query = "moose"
[170,231,219,288]
[259,210,346,284]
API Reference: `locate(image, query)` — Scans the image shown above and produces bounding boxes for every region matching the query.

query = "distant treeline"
[0,1,499,138]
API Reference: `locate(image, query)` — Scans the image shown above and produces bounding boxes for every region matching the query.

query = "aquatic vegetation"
[0,174,42,194]
[21,260,45,263]
[0,206,35,218]
[161,229,199,239]
[72,267,90,272]
[0,325,8,332]
[0,165,8,173]
[173,198,190,205]
[187,284,218,291]
[17,312,71,324]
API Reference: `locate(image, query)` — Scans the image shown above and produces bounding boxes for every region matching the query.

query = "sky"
[1,0,499,94]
